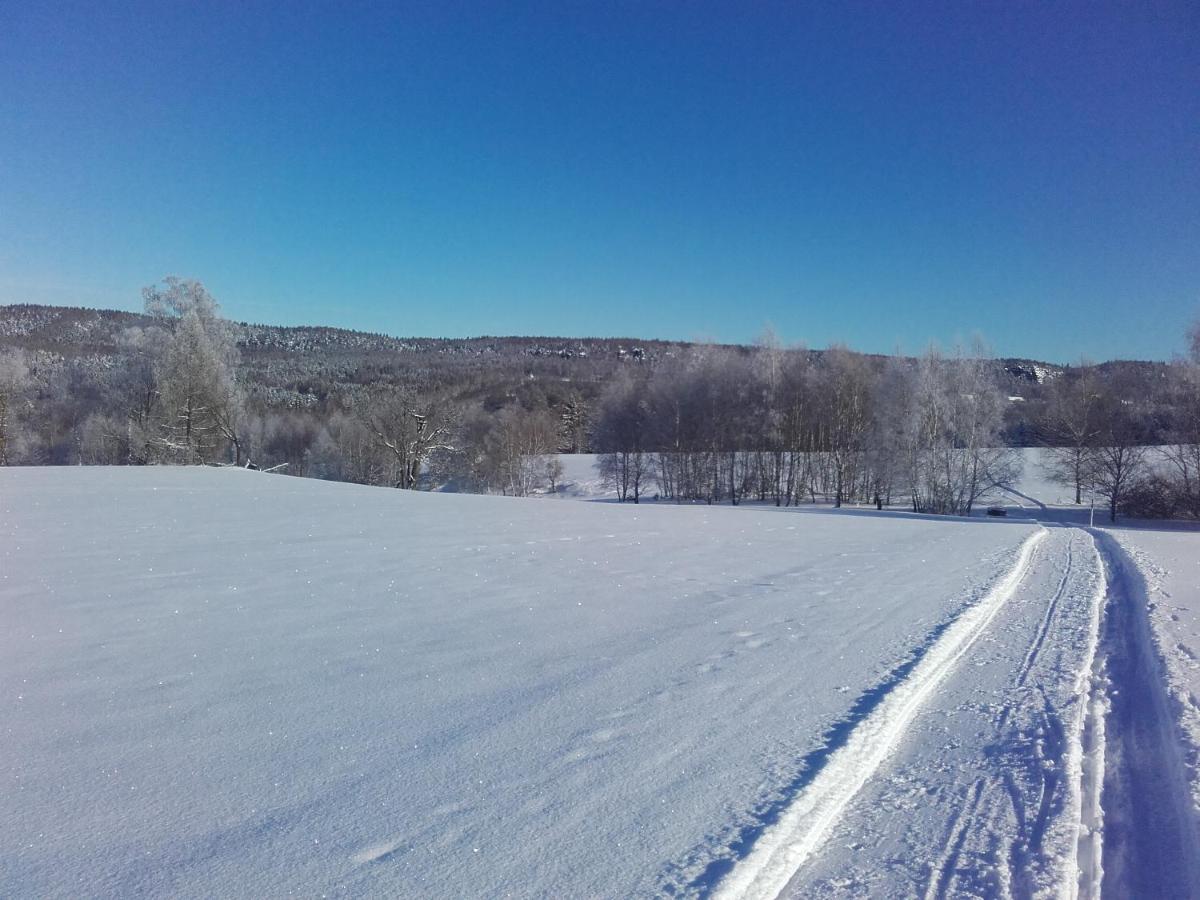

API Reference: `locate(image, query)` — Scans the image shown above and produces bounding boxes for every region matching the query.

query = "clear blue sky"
[2,2,1197,362]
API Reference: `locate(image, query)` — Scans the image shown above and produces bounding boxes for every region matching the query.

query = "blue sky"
[2,2,1197,361]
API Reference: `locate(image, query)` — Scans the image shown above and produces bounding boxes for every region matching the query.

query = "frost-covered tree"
[593,369,652,502]
[442,403,559,496]
[1161,358,1200,518]
[1174,323,1200,513]
[144,278,244,465]
[903,343,1019,515]
[818,346,875,507]
[114,326,170,464]
[0,348,31,465]
[747,328,788,504]
[866,355,913,508]
[311,411,382,485]
[777,346,817,505]
[491,406,560,496]
[559,392,590,454]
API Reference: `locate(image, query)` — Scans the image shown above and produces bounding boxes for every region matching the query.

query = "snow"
[542,452,617,500]
[3,466,1040,898]
[715,527,1057,900]
[1106,527,1200,826]
[772,527,1106,898]
[542,448,1085,510]
[5,458,1199,897]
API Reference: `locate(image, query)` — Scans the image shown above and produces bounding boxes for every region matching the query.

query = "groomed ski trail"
[1090,529,1200,897]
[711,527,1049,900]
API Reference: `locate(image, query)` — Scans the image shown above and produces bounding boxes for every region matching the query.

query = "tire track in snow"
[711,527,1048,900]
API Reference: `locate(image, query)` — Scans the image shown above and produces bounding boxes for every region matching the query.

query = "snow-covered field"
[3,461,1199,897]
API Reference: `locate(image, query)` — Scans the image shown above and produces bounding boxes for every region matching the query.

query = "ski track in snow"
[557,459,1197,898]
[705,514,1199,900]
[1013,537,1073,691]
[7,461,1200,898]
[704,525,1116,900]
[1089,529,1200,898]
[709,529,1048,900]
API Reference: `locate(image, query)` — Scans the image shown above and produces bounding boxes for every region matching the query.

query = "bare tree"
[363,389,455,489]
[1158,348,1200,518]
[1036,366,1102,504]
[866,355,912,508]
[750,328,788,505]
[1091,378,1148,522]
[778,346,816,505]
[312,411,383,485]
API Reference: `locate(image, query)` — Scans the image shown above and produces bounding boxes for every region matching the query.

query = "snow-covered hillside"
[4,466,1198,897]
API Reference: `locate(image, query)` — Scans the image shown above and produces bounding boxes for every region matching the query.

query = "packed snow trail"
[1090,529,1200,898]
[708,518,1200,899]
[696,527,1112,899]
[709,528,1061,900]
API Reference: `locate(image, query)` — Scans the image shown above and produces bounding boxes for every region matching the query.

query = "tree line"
[590,338,1019,515]
[1,278,1197,521]
[1037,333,1200,521]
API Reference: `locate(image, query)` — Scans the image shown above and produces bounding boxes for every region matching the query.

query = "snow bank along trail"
[710,528,1089,900]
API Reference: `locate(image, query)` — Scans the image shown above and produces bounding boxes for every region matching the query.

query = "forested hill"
[0,301,1080,374]
[0,303,698,422]
[0,302,691,362]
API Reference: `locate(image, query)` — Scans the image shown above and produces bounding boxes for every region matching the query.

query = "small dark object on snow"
[986,506,1007,517]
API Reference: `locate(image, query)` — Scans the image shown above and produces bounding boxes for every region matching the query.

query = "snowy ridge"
[712,527,1048,900]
